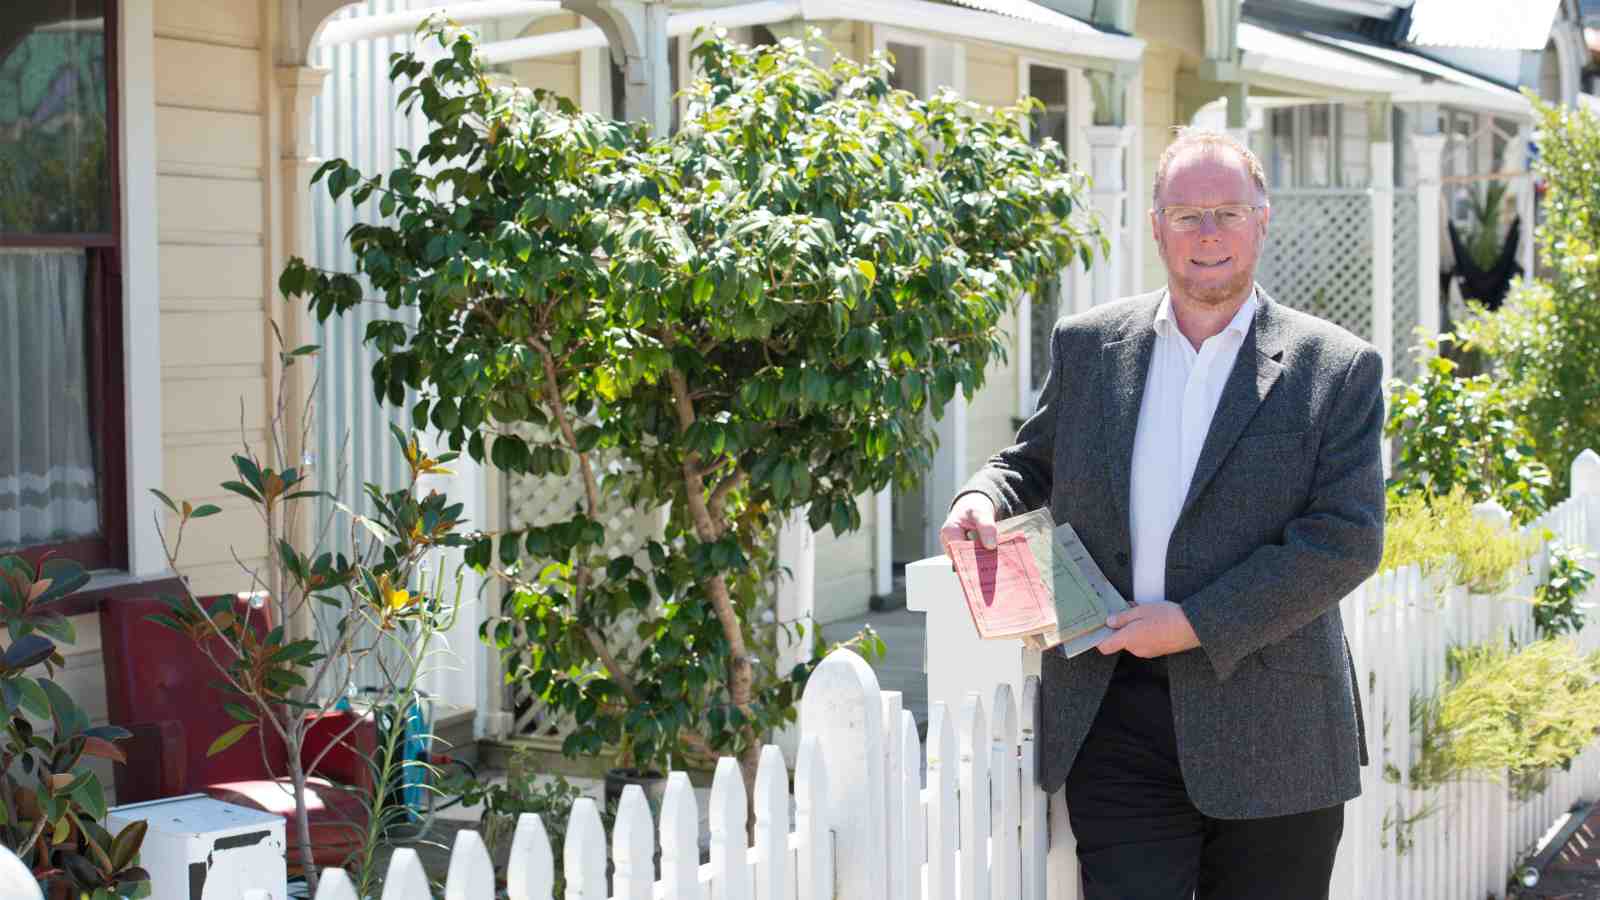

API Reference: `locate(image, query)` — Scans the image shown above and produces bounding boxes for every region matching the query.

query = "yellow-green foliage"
[1381,487,1538,594]
[1411,639,1600,797]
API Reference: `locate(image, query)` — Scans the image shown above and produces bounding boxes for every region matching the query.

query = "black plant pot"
[604,766,669,815]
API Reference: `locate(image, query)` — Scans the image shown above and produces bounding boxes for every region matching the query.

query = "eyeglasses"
[1156,204,1265,232]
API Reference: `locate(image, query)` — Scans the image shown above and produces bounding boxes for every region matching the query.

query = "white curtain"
[0,248,99,549]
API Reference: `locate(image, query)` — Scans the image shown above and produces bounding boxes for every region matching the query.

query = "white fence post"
[444,830,495,900]
[660,772,701,900]
[795,734,834,900]
[381,849,432,900]
[1019,677,1047,900]
[754,745,790,900]
[507,813,556,900]
[710,757,753,900]
[959,692,991,900]
[313,870,359,900]
[613,786,656,900]
[0,847,41,900]
[990,684,1020,900]
[882,691,908,900]
[800,647,887,899]
[926,701,959,900]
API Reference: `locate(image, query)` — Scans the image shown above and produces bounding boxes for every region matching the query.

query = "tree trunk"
[287,740,318,895]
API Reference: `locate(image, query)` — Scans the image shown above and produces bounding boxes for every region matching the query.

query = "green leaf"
[223,703,257,723]
[221,481,262,503]
[15,676,48,718]
[188,504,222,519]
[149,490,178,514]
[207,723,254,757]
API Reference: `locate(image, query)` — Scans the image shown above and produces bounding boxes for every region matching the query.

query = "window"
[1305,105,1332,187]
[1267,108,1294,188]
[886,42,926,97]
[1025,62,1071,411]
[0,0,127,570]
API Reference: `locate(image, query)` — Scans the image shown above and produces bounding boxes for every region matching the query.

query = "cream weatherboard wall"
[154,0,274,594]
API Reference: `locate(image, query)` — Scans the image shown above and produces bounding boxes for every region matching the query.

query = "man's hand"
[941,493,999,565]
[1096,600,1200,658]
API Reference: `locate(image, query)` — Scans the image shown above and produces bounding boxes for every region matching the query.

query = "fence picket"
[958,692,990,900]
[989,684,1019,900]
[613,785,656,900]
[901,709,925,900]
[882,691,908,900]
[926,701,958,900]
[795,734,833,900]
[660,772,701,900]
[312,870,358,900]
[754,745,789,900]
[444,829,495,900]
[711,756,753,900]
[507,813,556,900]
[1018,677,1046,900]
[564,798,607,900]
[380,849,432,900]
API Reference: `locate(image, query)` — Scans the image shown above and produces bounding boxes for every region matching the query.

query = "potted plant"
[0,555,148,898]
[280,21,1102,789]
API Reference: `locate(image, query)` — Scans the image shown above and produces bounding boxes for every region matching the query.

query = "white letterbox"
[106,794,286,900]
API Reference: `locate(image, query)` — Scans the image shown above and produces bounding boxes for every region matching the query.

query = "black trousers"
[1062,654,1344,900]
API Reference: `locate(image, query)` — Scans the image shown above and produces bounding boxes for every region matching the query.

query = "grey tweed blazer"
[959,287,1384,819]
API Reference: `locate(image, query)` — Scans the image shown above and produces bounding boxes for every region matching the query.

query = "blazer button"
[1115,552,1129,567]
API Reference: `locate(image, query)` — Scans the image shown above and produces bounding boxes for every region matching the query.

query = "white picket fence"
[4,454,1599,900]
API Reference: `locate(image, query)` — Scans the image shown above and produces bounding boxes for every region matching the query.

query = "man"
[941,129,1384,899]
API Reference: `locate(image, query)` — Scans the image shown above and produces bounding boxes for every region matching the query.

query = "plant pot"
[605,767,668,814]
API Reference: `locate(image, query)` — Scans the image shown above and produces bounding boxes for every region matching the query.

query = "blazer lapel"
[1179,294,1288,517]
[1102,300,1160,561]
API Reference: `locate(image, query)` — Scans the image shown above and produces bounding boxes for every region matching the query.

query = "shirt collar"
[1154,287,1259,342]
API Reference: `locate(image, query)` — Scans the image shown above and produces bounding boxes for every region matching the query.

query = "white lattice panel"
[503,426,663,738]
[1390,189,1422,382]
[1257,191,1374,342]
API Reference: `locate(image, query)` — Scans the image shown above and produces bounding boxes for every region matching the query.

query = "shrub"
[1458,96,1600,497]
[0,557,147,897]
[1385,334,1551,524]
[1410,638,1600,799]
[280,22,1103,783]
[1533,540,1595,638]
[1380,487,1538,595]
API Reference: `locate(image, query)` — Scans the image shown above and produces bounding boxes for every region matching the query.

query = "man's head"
[1150,129,1270,309]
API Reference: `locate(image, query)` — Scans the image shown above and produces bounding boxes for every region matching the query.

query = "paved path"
[820,605,929,733]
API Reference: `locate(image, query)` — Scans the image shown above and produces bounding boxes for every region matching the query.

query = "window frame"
[1015,55,1088,419]
[0,0,128,572]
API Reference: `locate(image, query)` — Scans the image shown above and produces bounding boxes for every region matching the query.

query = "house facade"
[4,0,1593,763]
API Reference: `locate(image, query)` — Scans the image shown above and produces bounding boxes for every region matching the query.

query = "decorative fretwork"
[1391,190,1423,382]
[1256,190,1375,343]
[503,427,663,739]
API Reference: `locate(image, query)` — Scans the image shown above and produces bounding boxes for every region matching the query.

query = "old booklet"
[947,508,1131,657]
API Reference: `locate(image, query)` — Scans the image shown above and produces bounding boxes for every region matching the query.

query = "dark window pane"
[0,249,100,550]
[1030,276,1061,403]
[886,42,925,98]
[0,0,112,235]
[1027,64,1069,153]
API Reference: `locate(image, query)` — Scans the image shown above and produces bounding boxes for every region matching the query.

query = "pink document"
[947,532,1057,639]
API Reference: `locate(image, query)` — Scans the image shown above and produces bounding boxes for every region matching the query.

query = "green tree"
[1460,96,1600,497]
[281,23,1103,784]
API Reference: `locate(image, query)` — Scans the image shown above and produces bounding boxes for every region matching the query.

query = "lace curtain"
[0,248,99,549]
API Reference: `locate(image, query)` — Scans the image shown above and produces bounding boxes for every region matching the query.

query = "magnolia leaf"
[206,723,254,757]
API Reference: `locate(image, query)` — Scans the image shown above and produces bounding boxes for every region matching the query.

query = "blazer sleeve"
[1182,345,1387,682]
[952,321,1065,519]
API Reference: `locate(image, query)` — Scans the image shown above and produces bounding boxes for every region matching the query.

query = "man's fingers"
[976,523,998,550]
[1096,629,1125,655]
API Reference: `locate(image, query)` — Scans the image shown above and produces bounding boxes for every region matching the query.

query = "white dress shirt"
[1128,289,1258,604]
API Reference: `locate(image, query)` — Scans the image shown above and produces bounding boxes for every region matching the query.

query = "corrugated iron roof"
[1406,0,1561,50]
[936,0,1102,34]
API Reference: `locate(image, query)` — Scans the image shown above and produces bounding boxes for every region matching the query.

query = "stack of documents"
[944,508,1131,657]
